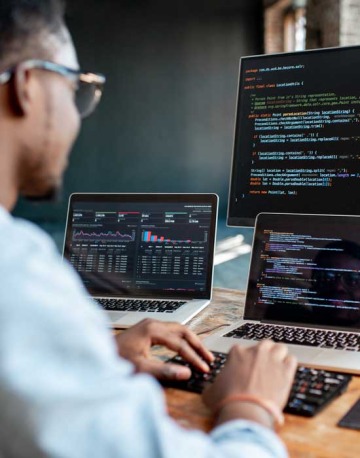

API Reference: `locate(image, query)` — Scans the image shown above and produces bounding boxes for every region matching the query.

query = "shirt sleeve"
[0,217,288,458]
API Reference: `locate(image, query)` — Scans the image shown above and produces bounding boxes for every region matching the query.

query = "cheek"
[61,92,81,142]
[51,91,81,153]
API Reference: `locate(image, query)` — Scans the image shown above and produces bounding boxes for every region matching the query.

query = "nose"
[333,275,347,292]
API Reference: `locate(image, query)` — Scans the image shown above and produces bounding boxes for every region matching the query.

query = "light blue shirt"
[0,206,288,458]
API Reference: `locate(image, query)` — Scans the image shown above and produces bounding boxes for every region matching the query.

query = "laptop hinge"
[261,319,359,333]
[261,319,304,327]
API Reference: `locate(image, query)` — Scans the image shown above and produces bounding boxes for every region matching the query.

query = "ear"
[9,66,33,116]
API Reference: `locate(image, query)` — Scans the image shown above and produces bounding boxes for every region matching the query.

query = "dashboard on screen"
[228,46,360,226]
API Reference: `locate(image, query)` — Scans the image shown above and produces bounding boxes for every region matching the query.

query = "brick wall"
[264,0,291,53]
[306,0,340,48]
[304,0,360,49]
[264,0,360,53]
[340,0,360,45]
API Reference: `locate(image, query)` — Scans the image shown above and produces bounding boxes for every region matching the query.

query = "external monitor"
[228,45,360,226]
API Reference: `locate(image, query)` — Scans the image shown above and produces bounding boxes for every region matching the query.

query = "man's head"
[312,240,360,323]
[0,1,104,207]
[0,0,67,67]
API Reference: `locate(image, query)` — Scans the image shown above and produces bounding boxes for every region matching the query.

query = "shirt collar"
[0,205,12,223]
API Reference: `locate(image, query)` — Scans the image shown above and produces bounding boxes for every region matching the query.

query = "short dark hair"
[0,0,66,66]
[314,239,360,266]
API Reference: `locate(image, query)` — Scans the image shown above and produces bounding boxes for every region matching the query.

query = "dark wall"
[14,0,263,230]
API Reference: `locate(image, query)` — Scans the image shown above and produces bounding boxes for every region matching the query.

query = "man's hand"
[203,340,297,428]
[115,319,214,381]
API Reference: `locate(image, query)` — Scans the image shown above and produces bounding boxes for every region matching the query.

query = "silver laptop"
[64,193,218,327]
[204,213,360,374]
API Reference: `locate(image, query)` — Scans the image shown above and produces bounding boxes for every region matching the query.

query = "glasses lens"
[315,271,334,284]
[75,80,103,118]
[315,271,360,289]
[343,272,360,288]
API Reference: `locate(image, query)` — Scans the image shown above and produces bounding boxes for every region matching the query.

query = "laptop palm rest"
[203,331,360,374]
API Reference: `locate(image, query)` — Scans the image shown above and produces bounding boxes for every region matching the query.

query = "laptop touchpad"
[287,345,322,364]
[107,312,128,323]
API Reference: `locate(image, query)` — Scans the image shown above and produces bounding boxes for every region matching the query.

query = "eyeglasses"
[314,271,360,289]
[0,59,106,118]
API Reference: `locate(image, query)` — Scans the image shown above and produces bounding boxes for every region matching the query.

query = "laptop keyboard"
[224,323,360,351]
[163,351,352,417]
[96,298,186,313]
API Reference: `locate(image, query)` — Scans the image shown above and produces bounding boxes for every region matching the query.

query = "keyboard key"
[223,323,360,352]
[96,298,186,312]
[162,351,352,417]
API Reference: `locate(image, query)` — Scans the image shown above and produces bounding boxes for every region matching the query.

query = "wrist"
[213,394,284,429]
[216,400,275,429]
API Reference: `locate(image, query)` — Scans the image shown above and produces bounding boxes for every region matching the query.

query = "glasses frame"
[314,270,360,290]
[0,59,106,118]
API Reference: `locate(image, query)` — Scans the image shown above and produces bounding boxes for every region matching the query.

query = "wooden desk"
[163,288,360,458]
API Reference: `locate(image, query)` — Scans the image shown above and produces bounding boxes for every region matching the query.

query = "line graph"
[73,230,135,242]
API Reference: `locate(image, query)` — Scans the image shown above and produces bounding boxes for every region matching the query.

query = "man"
[0,1,297,457]
[312,240,360,326]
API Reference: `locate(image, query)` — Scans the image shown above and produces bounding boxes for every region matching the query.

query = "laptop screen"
[64,194,218,299]
[245,213,360,330]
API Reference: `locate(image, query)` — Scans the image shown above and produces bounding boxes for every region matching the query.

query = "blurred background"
[13,0,360,290]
